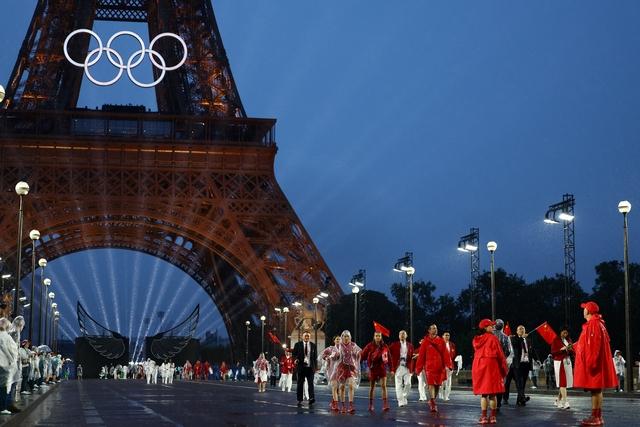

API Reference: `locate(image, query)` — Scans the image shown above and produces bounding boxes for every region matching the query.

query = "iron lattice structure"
[458,228,479,325]
[0,0,341,357]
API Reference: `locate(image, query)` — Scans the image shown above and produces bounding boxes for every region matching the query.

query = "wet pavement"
[4,379,639,426]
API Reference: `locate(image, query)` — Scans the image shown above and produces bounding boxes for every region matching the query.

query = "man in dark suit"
[509,325,533,406]
[292,331,317,407]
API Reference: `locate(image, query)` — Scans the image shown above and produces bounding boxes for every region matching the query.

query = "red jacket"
[551,337,574,361]
[573,315,618,390]
[389,340,415,373]
[280,355,295,374]
[472,332,507,395]
[416,335,452,385]
[361,341,390,371]
[444,340,457,367]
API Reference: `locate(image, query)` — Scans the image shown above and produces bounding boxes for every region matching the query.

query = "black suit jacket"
[292,340,317,371]
[510,335,533,369]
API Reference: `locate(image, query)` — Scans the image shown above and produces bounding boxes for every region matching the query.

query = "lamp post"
[47,292,55,346]
[487,241,498,321]
[13,181,29,317]
[245,320,251,366]
[50,302,57,347]
[42,278,51,345]
[618,200,632,392]
[28,229,40,341]
[292,302,302,341]
[53,311,60,352]
[351,286,360,341]
[458,228,480,326]
[260,315,266,353]
[275,307,282,344]
[282,307,289,348]
[38,259,47,344]
[348,269,365,343]
[544,194,576,329]
[312,297,319,345]
[394,252,415,344]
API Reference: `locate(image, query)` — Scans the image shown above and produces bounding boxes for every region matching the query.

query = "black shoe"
[503,399,509,405]
[8,405,21,414]
[297,401,302,407]
[525,396,530,402]
[309,398,315,406]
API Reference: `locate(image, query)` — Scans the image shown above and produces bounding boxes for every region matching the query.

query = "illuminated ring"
[148,32,188,71]
[84,47,124,87]
[127,49,166,88]
[64,29,103,67]
[105,31,146,69]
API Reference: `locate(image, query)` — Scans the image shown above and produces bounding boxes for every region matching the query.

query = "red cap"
[479,319,496,329]
[580,301,600,314]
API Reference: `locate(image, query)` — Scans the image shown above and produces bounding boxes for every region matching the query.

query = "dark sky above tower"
[1,0,639,340]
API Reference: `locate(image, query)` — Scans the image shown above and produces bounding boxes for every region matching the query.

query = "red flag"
[534,321,558,345]
[504,322,512,336]
[267,331,281,344]
[373,321,390,338]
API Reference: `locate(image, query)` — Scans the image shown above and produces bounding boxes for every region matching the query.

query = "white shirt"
[304,342,310,365]
[519,337,529,363]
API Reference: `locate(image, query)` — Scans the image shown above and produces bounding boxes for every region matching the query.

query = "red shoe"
[478,416,489,424]
[489,415,497,424]
[348,402,355,414]
[340,402,347,414]
[581,416,603,426]
[330,400,338,412]
[368,402,374,412]
[383,398,390,412]
[429,399,438,413]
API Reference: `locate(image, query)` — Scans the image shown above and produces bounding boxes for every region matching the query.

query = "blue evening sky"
[1,1,639,342]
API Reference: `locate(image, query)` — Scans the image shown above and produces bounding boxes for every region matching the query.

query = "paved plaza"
[2,380,639,426]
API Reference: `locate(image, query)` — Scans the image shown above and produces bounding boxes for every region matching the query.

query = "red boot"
[489,408,497,424]
[383,398,390,412]
[348,401,355,414]
[330,400,337,412]
[478,410,488,425]
[340,401,347,414]
[581,409,603,426]
[429,398,438,413]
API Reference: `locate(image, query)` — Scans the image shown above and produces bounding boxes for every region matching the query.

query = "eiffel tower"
[0,0,340,355]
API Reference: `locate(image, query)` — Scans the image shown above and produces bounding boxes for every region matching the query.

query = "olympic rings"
[63,29,187,88]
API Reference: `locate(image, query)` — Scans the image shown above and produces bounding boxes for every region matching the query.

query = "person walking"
[613,350,625,392]
[389,330,414,407]
[493,319,513,409]
[361,331,391,412]
[415,324,451,413]
[573,301,618,426]
[551,329,574,409]
[509,325,533,406]
[253,353,269,393]
[333,330,361,414]
[440,331,457,401]
[472,319,507,425]
[319,336,341,410]
[292,332,317,407]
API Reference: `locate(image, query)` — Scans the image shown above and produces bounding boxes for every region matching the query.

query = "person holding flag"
[573,301,618,426]
[534,322,575,409]
[361,323,391,412]
[416,324,452,413]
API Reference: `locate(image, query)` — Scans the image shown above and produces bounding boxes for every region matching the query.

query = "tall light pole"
[13,181,30,317]
[28,229,40,341]
[458,228,480,326]
[260,315,266,353]
[544,194,576,329]
[275,307,282,344]
[46,292,55,345]
[38,259,47,344]
[282,307,289,348]
[42,278,51,345]
[312,297,319,345]
[351,286,359,341]
[394,252,415,344]
[348,269,365,343]
[487,241,498,321]
[53,311,60,352]
[245,320,251,366]
[618,200,632,392]
[50,302,57,347]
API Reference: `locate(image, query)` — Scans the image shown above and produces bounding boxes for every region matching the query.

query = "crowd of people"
[248,300,623,426]
[0,316,67,417]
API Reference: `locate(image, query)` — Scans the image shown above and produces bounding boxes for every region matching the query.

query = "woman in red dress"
[360,331,390,412]
[573,301,618,426]
[551,329,574,409]
[472,319,507,425]
[416,324,451,412]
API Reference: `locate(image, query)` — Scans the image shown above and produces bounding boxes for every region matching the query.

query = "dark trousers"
[20,367,29,392]
[296,367,314,402]
[270,375,277,387]
[545,371,554,389]
[498,366,515,406]
[515,362,531,403]
[617,374,624,391]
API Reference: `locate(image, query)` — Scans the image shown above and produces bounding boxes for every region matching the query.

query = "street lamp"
[38,259,47,345]
[458,228,480,326]
[348,269,366,343]
[618,200,632,392]
[50,302,58,348]
[260,315,266,353]
[487,241,498,321]
[245,320,251,366]
[47,292,55,346]
[394,252,415,344]
[292,301,302,341]
[13,181,29,317]
[42,278,51,345]
[53,311,60,352]
[544,194,576,329]
[28,229,40,342]
[282,307,289,348]
[312,297,319,345]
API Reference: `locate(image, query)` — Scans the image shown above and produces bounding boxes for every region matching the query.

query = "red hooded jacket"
[573,314,618,390]
[471,332,507,395]
[415,335,451,385]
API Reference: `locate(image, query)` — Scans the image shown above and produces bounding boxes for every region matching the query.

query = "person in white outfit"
[0,318,19,415]
[439,331,456,401]
[416,338,427,401]
[389,330,414,407]
[168,363,175,384]
[613,350,625,392]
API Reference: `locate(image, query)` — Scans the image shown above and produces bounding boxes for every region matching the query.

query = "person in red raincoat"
[194,360,202,380]
[219,361,228,381]
[472,319,507,425]
[573,301,618,427]
[360,331,391,412]
[204,360,211,380]
[416,324,452,413]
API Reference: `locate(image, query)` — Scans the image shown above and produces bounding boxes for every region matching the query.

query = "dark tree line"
[325,261,639,365]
